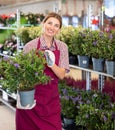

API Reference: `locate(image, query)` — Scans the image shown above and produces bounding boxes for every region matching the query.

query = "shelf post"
[86,71,91,90]
[16,9,20,53]
[98,74,105,91]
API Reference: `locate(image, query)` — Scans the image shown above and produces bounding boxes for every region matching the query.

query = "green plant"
[16,27,32,44]
[75,90,115,130]
[61,96,77,119]
[59,80,78,119]
[104,31,115,61]
[88,30,108,59]
[70,29,109,58]
[70,28,92,56]
[0,49,50,92]
[59,79,115,129]
[16,26,42,45]
[28,26,42,40]
[6,13,16,26]
[0,14,7,25]
[25,13,45,25]
[56,26,75,54]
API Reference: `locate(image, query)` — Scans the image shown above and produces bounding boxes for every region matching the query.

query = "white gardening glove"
[44,50,55,67]
[16,92,36,110]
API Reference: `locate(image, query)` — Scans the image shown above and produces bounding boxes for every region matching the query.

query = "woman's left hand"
[44,50,55,67]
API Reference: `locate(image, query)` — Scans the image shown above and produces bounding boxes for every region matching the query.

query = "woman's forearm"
[51,64,66,80]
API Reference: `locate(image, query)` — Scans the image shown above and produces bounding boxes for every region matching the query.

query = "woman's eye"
[47,22,52,25]
[55,24,60,28]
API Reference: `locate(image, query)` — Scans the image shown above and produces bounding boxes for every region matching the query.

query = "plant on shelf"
[88,30,108,59]
[59,80,78,120]
[16,26,42,45]
[75,90,115,130]
[104,30,115,61]
[6,13,17,26]
[59,78,115,130]
[25,13,45,25]
[69,28,92,68]
[28,26,42,40]
[56,25,75,54]
[16,27,32,45]
[0,14,7,26]
[2,33,17,56]
[69,28,92,57]
[0,49,50,93]
[103,31,115,75]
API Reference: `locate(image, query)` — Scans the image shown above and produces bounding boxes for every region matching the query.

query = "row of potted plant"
[56,26,115,61]
[1,23,115,63]
[59,77,115,130]
[69,28,115,75]
[13,25,115,62]
[15,26,115,76]
[0,12,45,27]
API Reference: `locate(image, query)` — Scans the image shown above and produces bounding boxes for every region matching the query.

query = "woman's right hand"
[16,93,36,110]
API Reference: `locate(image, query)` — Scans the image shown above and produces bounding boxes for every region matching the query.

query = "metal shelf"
[0,87,16,111]
[0,26,17,30]
[69,64,115,79]
[0,9,21,53]
[69,64,115,91]
[0,88,17,100]
[0,10,20,110]
[0,52,14,57]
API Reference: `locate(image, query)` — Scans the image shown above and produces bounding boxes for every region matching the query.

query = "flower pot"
[105,60,115,76]
[18,89,35,107]
[92,57,104,72]
[64,117,74,128]
[77,55,89,68]
[69,53,78,65]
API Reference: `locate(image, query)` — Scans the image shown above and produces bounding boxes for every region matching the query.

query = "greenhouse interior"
[0,0,115,130]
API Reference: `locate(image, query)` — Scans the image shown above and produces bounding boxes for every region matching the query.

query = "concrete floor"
[0,103,16,130]
[0,101,67,130]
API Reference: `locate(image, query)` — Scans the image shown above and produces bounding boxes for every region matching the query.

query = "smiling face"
[43,17,60,37]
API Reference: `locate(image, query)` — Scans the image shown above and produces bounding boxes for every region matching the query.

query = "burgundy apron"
[16,39,62,130]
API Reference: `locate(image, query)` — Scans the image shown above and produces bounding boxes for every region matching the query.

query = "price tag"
[83,60,87,64]
[2,91,8,101]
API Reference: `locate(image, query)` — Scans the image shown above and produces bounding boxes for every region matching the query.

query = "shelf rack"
[69,64,115,91]
[0,87,16,111]
[0,9,21,111]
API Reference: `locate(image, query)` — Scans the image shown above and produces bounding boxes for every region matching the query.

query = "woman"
[16,12,70,130]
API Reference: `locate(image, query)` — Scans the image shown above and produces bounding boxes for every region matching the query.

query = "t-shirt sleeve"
[23,38,38,53]
[58,41,70,73]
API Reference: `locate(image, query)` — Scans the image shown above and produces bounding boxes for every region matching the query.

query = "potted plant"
[56,26,78,65]
[16,26,42,45]
[59,78,115,130]
[88,30,108,72]
[0,49,50,106]
[59,80,78,129]
[70,28,91,68]
[75,90,115,130]
[104,31,115,76]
